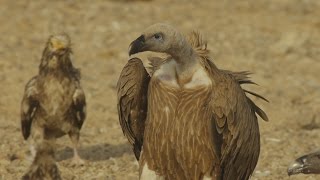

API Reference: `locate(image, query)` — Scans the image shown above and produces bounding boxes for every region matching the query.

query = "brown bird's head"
[39,34,76,74]
[129,23,191,59]
[46,33,71,56]
[287,151,320,176]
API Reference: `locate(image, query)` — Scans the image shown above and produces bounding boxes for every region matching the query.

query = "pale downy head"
[129,23,191,58]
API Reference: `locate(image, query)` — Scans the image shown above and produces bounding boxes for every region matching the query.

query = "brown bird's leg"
[29,124,45,162]
[68,130,85,166]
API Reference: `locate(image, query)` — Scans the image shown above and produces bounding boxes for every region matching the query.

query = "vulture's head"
[287,151,320,176]
[129,23,188,57]
[40,34,73,71]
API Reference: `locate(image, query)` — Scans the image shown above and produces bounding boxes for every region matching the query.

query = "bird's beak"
[51,39,68,52]
[53,42,66,51]
[287,154,320,176]
[287,158,306,176]
[129,35,147,56]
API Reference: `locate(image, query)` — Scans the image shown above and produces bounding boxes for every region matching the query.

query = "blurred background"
[0,0,319,179]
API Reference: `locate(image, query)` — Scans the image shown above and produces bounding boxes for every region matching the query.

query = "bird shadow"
[55,143,132,162]
[301,115,320,130]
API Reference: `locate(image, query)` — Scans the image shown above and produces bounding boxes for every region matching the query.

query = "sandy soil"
[0,0,320,179]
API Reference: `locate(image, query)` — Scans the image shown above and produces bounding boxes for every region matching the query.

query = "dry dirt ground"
[0,0,320,179]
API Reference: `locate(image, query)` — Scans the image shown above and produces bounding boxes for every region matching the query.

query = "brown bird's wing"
[202,59,268,180]
[21,76,39,140]
[117,58,150,160]
[72,81,86,129]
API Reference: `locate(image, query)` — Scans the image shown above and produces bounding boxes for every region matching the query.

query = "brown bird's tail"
[22,140,61,180]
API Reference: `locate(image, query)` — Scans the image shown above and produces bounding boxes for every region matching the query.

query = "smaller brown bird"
[288,151,320,176]
[20,34,86,166]
[22,140,62,180]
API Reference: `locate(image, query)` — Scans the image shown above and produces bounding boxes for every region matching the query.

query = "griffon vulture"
[20,34,86,166]
[117,23,268,180]
[288,150,320,176]
[22,140,62,180]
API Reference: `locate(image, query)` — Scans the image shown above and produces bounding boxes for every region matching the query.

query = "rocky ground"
[0,0,320,179]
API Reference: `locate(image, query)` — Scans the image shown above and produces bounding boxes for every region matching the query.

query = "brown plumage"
[20,34,86,167]
[117,24,268,180]
[22,140,62,180]
[117,59,150,160]
[287,151,320,176]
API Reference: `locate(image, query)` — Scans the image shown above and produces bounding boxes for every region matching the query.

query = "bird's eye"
[154,33,162,40]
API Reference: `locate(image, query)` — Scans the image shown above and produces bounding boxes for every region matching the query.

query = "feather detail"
[187,31,210,59]
[147,57,166,76]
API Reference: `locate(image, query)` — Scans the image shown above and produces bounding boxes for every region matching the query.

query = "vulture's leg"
[140,163,164,180]
[68,130,84,166]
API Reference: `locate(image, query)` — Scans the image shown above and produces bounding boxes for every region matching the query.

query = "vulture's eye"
[153,33,162,40]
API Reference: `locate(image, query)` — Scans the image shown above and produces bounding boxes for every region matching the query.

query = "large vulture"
[20,34,86,166]
[288,151,320,176]
[117,23,268,180]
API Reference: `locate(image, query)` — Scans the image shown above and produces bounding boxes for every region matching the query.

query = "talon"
[70,156,85,167]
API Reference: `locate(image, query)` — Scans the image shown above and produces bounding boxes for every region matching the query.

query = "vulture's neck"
[171,42,198,82]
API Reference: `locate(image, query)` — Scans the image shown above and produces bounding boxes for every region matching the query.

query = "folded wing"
[117,58,150,160]
[203,58,268,180]
[21,76,39,140]
[72,82,86,129]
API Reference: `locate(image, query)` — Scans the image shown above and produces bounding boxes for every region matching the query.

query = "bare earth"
[0,0,320,179]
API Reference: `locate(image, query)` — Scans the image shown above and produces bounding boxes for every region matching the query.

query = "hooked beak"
[129,35,147,56]
[287,153,320,176]
[288,158,306,176]
[51,48,70,57]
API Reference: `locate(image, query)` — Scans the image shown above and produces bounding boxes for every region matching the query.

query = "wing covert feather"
[21,76,39,140]
[117,58,150,160]
[72,82,86,129]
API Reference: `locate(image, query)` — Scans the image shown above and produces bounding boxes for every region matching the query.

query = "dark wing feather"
[202,59,268,180]
[72,82,86,129]
[222,70,257,85]
[227,70,269,121]
[117,58,150,160]
[21,76,39,140]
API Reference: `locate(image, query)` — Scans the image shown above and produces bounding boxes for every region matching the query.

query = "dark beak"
[288,158,306,176]
[287,152,320,176]
[129,35,146,56]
